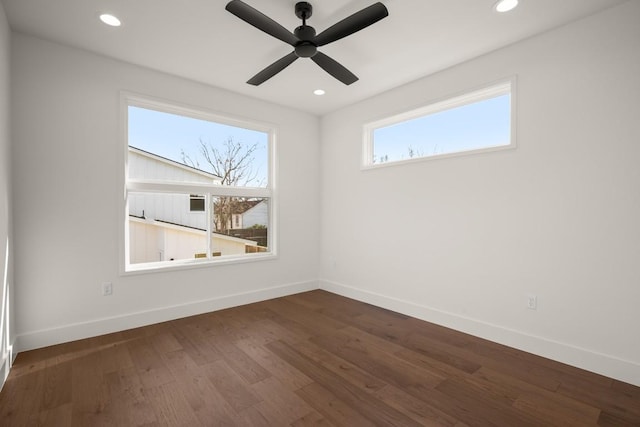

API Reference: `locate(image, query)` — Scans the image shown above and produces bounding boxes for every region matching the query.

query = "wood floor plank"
[0,368,46,425]
[70,351,114,426]
[1,290,639,426]
[435,376,545,427]
[160,349,241,426]
[612,378,640,400]
[249,316,314,345]
[295,382,377,427]
[171,322,223,366]
[473,366,602,425]
[143,381,201,426]
[310,328,446,391]
[234,337,314,390]
[41,358,72,411]
[201,359,261,413]
[290,410,336,426]
[126,337,175,389]
[237,405,273,426]
[249,376,315,425]
[29,402,73,426]
[262,298,348,337]
[103,367,158,426]
[337,310,493,379]
[372,384,466,427]
[557,379,640,425]
[285,290,372,325]
[405,330,561,391]
[208,330,272,385]
[597,410,640,427]
[267,339,424,427]
[292,339,387,394]
[513,390,601,426]
[147,330,183,355]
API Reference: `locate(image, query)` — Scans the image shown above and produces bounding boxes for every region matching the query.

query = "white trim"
[0,341,14,392]
[15,280,318,353]
[123,91,275,135]
[126,180,270,198]
[123,251,277,275]
[319,279,640,387]
[362,77,517,169]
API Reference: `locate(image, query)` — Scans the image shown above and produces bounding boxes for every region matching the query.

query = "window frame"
[189,195,206,212]
[362,78,517,169]
[120,92,277,274]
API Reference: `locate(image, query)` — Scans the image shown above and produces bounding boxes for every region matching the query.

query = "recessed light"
[313,89,325,96]
[494,0,518,13]
[99,13,121,27]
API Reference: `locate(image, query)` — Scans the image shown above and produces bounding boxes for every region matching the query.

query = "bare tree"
[373,153,389,164]
[182,137,263,232]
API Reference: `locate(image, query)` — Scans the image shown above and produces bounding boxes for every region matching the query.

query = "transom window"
[123,94,274,272]
[363,80,515,167]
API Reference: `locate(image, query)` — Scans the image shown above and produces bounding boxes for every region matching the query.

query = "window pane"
[212,197,269,256]
[371,90,512,165]
[128,106,269,187]
[128,192,208,264]
[189,195,205,212]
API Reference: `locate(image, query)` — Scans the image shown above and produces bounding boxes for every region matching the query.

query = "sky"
[128,106,269,185]
[373,94,511,163]
[128,93,510,178]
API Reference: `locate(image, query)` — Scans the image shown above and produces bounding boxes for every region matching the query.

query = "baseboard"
[320,279,640,387]
[0,341,15,392]
[15,280,319,353]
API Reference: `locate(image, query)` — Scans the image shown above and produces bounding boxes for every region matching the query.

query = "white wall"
[0,1,14,389]
[10,34,320,350]
[320,1,640,386]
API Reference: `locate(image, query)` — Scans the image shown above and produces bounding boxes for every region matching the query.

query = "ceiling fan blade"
[226,0,298,46]
[314,2,388,47]
[247,52,299,85]
[311,52,358,85]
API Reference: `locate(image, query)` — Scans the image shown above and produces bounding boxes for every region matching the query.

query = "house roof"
[129,146,221,180]
[233,200,262,215]
[130,215,260,245]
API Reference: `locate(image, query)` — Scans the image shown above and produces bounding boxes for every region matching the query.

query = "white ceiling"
[1,0,627,115]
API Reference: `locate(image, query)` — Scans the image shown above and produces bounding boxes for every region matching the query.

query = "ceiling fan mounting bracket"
[295,2,313,20]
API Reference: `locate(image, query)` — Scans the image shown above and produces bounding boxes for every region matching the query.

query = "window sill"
[122,252,277,276]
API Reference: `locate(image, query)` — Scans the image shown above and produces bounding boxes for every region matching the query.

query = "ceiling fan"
[225,0,389,86]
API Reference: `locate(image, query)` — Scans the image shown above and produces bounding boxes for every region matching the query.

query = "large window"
[123,95,274,271]
[363,80,515,167]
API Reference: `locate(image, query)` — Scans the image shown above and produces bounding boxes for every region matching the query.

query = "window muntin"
[363,80,515,167]
[124,96,274,272]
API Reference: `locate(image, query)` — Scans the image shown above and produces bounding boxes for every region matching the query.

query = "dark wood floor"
[1,290,639,426]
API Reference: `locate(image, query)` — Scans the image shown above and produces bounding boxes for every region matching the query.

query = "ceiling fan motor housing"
[294,25,317,57]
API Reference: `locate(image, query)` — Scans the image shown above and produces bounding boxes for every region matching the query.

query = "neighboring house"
[242,200,268,228]
[217,199,268,230]
[128,147,265,263]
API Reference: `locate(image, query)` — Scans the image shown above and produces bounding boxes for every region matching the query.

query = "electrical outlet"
[526,294,537,310]
[102,282,113,296]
